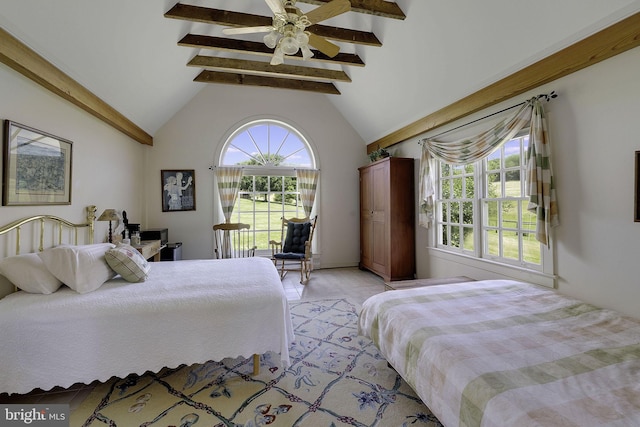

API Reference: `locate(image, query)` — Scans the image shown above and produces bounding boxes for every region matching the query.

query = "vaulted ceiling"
[0,1,639,147]
[163,1,405,95]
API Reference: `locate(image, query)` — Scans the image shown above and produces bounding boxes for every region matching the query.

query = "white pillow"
[105,244,150,282]
[0,253,63,294]
[38,243,116,293]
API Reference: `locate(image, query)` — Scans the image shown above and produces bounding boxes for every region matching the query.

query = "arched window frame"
[215,117,319,254]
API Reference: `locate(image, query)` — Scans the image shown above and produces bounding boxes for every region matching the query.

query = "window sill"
[427,247,556,288]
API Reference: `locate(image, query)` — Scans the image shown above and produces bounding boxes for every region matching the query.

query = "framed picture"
[2,120,73,206]
[161,169,196,212]
[635,151,640,222]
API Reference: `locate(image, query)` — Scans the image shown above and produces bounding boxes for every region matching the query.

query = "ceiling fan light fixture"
[280,34,299,55]
[301,44,314,60]
[263,30,279,49]
[271,46,285,65]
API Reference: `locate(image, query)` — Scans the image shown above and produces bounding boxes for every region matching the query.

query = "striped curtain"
[526,100,559,246]
[419,98,559,244]
[215,167,243,223]
[297,169,319,218]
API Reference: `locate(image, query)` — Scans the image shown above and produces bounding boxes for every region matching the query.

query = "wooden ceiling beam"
[165,3,382,46]
[368,11,640,152]
[194,70,340,94]
[297,0,405,20]
[0,28,152,146]
[188,55,352,83]
[178,34,365,67]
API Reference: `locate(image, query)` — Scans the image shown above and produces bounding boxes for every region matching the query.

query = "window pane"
[463,227,474,251]
[523,232,541,264]
[442,224,449,245]
[522,206,536,233]
[505,170,521,197]
[503,139,520,167]
[501,201,517,229]
[487,173,501,197]
[441,179,451,199]
[451,225,461,248]
[462,202,473,224]
[453,177,463,198]
[254,230,269,250]
[440,202,448,222]
[441,163,451,177]
[451,201,460,224]
[465,176,475,198]
[486,229,499,256]
[485,200,498,227]
[487,151,500,170]
[503,230,520,260]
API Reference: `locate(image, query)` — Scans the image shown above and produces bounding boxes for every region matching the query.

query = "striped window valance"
[419,97,559,245]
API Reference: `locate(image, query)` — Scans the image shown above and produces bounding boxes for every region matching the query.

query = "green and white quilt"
[359,279,640,427]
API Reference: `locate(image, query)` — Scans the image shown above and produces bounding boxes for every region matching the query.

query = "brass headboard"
[0,205,97,256]
[0,205,97,296]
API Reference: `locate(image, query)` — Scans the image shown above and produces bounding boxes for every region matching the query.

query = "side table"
[133,240,165,262]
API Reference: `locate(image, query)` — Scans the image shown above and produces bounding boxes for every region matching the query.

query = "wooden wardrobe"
[359,157,415,282]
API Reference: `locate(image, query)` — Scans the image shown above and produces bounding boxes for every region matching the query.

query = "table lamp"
[97,209,119,243]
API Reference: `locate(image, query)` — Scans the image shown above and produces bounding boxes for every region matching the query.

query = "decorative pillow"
[282,222,311,254]
[105,243,150,282]
[0,253,63,294]
[38,243,116,293]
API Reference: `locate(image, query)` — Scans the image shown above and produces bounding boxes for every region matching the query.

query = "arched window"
[219,119,317,251]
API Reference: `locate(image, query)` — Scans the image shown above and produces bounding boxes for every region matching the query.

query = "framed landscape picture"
[2,121,73,206]
[161,169,196,212]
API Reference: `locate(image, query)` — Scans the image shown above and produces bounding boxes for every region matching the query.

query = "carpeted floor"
[71,298,443,427]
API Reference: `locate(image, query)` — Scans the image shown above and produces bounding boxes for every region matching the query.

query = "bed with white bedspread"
[358,279,640,427]
[0,208,293,395]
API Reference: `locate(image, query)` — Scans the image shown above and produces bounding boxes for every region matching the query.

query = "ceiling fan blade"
[223,26,274,35]
[265,0,286,15]
[308,33,340,57]
[305,0,351,25]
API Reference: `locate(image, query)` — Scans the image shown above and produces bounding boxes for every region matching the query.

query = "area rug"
[71,298,443,427]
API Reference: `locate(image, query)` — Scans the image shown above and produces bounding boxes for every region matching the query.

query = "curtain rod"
[208,165,319,171]
[420,91,558,142]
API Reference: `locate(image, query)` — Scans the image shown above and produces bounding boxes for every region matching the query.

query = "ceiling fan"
[222,0,351,65]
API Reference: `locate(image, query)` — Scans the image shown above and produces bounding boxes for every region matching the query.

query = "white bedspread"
[0,257,294,395]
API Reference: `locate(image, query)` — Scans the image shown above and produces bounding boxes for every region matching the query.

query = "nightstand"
[133,240,165,262]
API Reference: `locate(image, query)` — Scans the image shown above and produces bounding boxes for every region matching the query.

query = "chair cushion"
[282,222,311,254]
[274,252,306,260]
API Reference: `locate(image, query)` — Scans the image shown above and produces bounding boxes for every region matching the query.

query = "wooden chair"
[270,215,317,284]
[213,222,256,259]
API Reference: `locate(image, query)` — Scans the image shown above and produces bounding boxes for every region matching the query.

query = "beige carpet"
[71,299,443,427]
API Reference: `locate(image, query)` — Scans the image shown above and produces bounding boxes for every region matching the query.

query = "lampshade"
[271,47,285,66]
[97,209,119,222]
[263,31,278,49]
[280,35,299,55]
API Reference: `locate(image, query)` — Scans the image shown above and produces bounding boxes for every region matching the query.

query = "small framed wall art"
[161,169,196,212]
[2,120,73,206]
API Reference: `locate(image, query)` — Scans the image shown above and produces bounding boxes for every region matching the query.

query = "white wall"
[144,84,366,265]
[0,64,146,251]
[394,46,640,319]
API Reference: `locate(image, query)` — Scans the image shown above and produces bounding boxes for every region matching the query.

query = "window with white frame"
[436,132,549,272]
[219,119,316,251]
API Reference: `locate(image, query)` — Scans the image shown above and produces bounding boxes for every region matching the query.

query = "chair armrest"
[269,240,282,256]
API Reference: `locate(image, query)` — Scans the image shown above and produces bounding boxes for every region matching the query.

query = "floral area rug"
[71,298,443,427]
